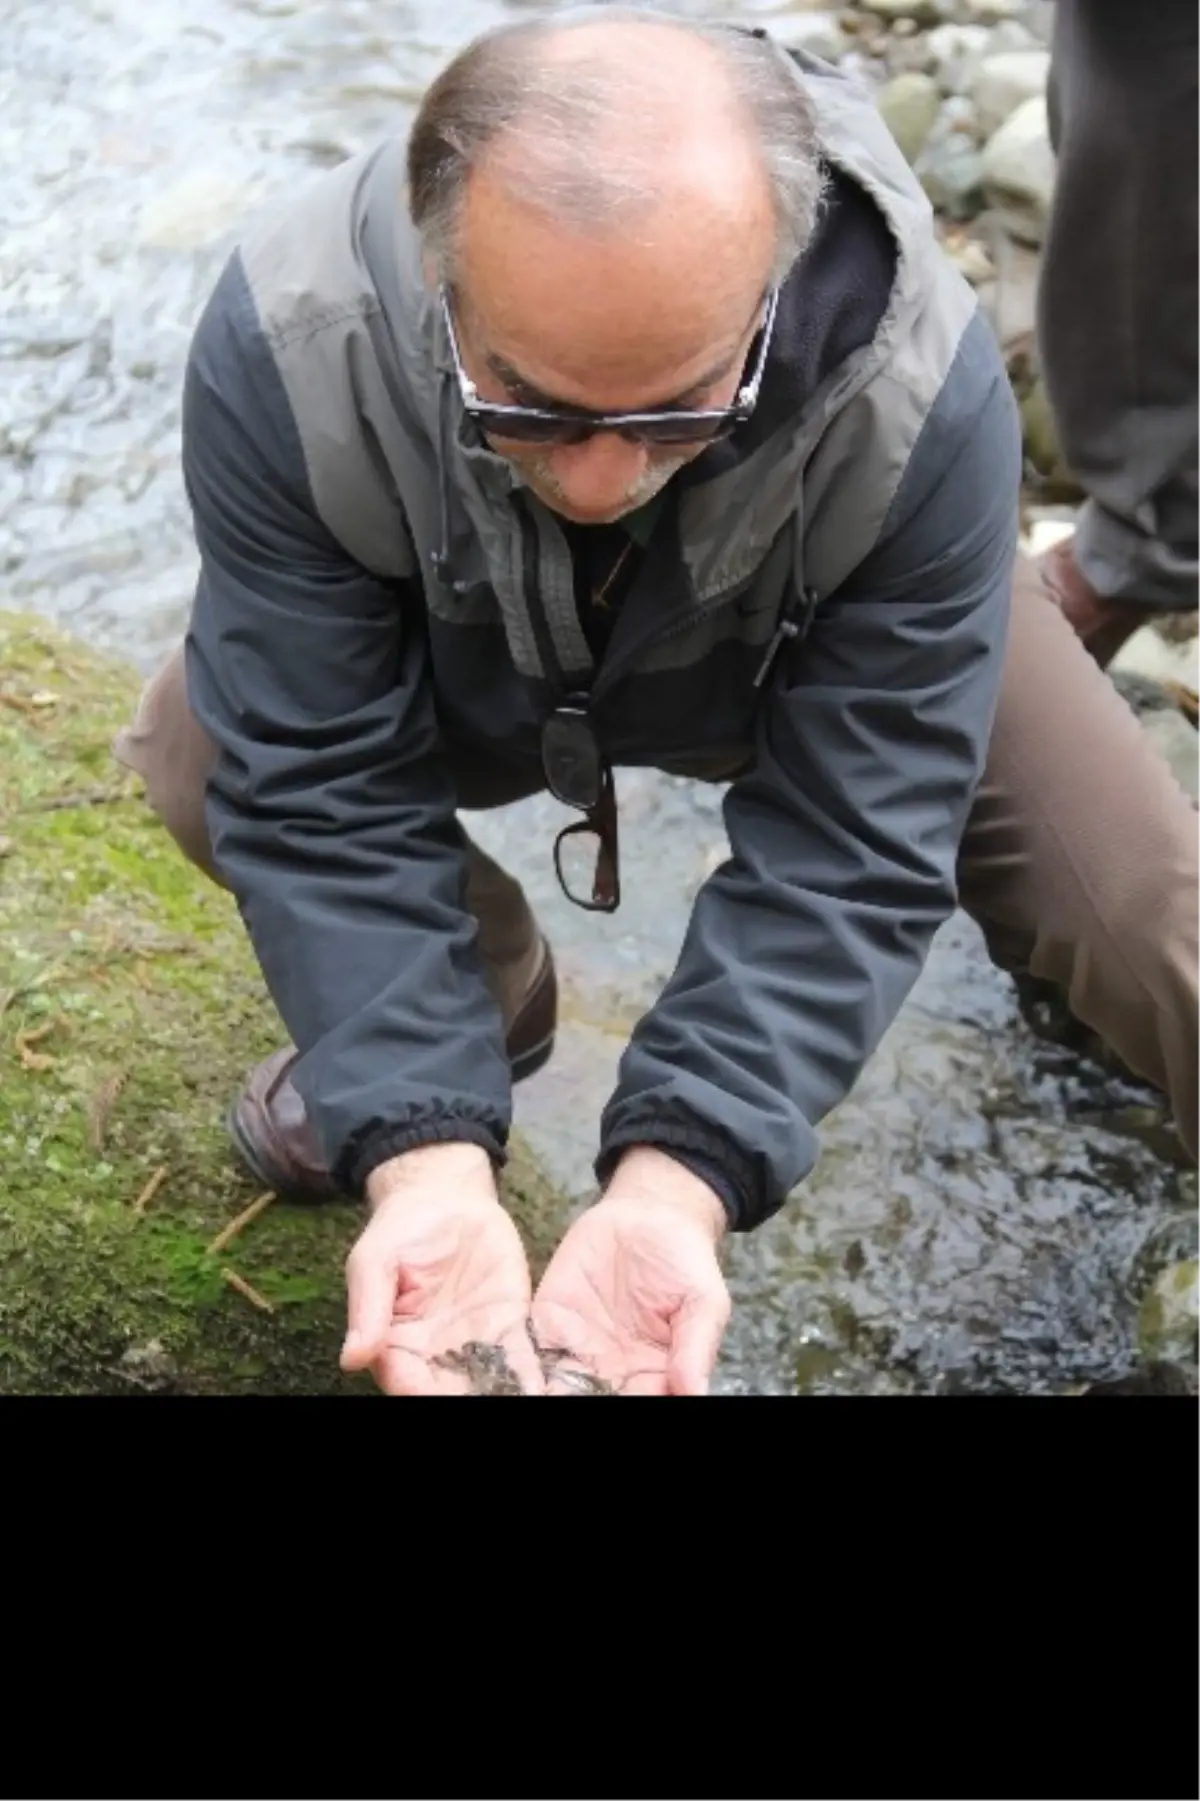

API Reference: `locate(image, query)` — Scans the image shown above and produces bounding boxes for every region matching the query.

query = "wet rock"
[918,103,986,218]
[1018,374,1068,484]
[859,0,947,25]
[877,71,942,163]
[940,231,993,284]
[976,231,1041,353]
[1138,1260,1199,1368]
[958,0,1028,21]
[925,22,992,94]
[986,19,1040,55]
[981,95,1055,244]
[767,10,849,61]
[1130,1210,1200,1304]
[1111,623,1200,696]
[1124,702,1196,796]
[1079,1363,1197,1397]
[971,49,1050,138]
[885,30,938,77]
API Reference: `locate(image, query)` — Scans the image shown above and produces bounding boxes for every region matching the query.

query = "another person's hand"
[530,1147,731,1395]
[340,1142,543,1395]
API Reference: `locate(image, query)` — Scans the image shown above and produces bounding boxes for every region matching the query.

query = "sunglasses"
[441,286,779,449]
[541,703,620,912]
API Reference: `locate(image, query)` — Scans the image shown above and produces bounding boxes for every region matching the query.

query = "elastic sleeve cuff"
[596,1108,769,1231]
[336,1104,508,1197]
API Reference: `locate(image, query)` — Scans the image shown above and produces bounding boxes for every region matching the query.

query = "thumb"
[667,1286,730,1397]
[341,1234,400,1371]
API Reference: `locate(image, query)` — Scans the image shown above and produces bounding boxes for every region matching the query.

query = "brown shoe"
[227,940,558,1201]
[1037,536,1151,670]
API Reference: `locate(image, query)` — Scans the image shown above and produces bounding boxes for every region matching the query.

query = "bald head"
[407,8,826,289]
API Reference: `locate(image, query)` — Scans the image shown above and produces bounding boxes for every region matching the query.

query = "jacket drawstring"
[430,364,469,594]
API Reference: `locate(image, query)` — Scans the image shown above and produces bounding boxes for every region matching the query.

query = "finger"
[667,1290,730,1397]
[501,1326,547,1397]
[341,1233,401,1371]
[372,1344,443,1396]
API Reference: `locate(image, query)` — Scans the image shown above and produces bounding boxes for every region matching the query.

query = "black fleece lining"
[680,162,899,486]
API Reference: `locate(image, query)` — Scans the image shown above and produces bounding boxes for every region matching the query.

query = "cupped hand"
[340,1142,543,1395]
[530,1147,732,1396]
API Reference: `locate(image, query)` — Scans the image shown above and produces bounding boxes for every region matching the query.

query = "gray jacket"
[181,40,1020,1227]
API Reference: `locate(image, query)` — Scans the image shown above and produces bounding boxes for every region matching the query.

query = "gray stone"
[971,48,1051,138]
[958,0,1027,21]
[980,94,1056,245]
[986,19,1039,54]
[859,0,947,23]
[926,22,992,94]
[917,98,986,216]
[1137,707,1199,802]
[766,9,849,61]
[918,132,985,217]
[941,233,994,284]
[877,71,942,164]
[886,31,938,77]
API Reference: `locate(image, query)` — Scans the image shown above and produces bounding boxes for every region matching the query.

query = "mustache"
[520,450,690,518]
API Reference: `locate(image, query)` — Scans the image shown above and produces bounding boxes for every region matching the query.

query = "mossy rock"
[0,611,572,1394]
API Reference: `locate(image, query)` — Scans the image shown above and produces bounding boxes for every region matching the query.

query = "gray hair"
[407,6,827,288]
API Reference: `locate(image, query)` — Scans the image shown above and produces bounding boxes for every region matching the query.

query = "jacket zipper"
[592,580,820,709]
[519,498,818,714]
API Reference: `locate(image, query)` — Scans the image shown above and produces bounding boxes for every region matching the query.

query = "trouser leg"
[957,556,1198,1157]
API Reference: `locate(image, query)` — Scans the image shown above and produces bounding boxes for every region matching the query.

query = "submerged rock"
[1138,1260,1199,1368]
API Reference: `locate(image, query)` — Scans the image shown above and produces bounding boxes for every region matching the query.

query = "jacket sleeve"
[180,256,511,1194]
[596,312,1021,1229]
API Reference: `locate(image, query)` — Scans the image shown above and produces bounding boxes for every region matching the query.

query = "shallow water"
[3,0,1194,1393]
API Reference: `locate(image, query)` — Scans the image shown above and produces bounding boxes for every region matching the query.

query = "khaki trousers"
[114,556,1199,1157]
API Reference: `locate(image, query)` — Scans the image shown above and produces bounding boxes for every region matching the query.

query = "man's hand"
[530,1147,731,1395]
[340,1142,543,1395]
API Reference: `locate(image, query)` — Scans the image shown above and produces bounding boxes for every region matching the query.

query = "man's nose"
[548,432,648,514]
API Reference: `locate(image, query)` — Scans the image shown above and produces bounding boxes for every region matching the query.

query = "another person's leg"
[1037,0,1199,663]
[958,556,1198,1157]
[113,645,553,1194]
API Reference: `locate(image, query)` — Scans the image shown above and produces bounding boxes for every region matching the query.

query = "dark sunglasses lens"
[474,408,593,447]
[542,712,602,810]
[475,406,740,449]
[625,413,739,447]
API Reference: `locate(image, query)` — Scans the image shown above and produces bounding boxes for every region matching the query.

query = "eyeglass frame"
[440,284,780,448]
[541,701,621,913]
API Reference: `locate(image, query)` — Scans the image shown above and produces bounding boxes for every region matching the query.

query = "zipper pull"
[752,586,817,690]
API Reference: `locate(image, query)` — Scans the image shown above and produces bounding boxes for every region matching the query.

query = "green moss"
[0,611,572,1393]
